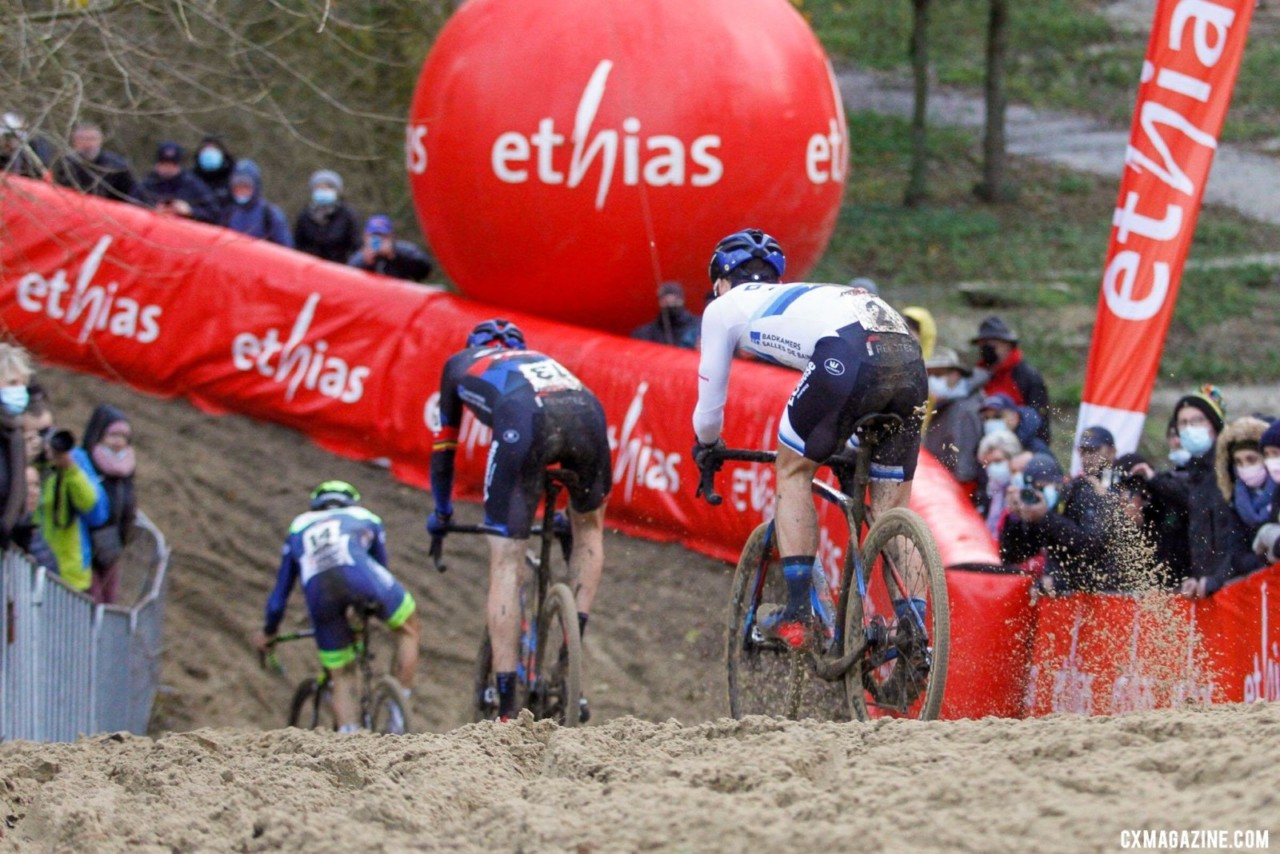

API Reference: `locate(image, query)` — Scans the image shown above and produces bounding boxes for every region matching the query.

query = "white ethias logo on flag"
[231,293,370,404]
[16,235,163,344]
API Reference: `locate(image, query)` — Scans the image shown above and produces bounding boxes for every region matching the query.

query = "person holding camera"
[998,449,1125,594]
[347,214,433,283]
[34,424,110,596]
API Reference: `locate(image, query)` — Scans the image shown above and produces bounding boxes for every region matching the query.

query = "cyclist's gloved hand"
[426,509,453,538]
[692,437,726,472]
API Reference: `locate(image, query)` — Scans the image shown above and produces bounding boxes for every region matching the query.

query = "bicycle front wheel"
[532,583,582,727]
[287,676,335,730]
[844,507,950,721]
[366,675,411,735]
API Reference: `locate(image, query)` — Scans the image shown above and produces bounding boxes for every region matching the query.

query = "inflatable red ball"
[406,0,847,334]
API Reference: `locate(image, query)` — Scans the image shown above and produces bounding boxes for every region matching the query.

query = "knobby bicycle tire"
[366,675,411,735]
[534,583,582,727]
[287,676,334,730]
[844,507,950,721]
[725,523,836,721]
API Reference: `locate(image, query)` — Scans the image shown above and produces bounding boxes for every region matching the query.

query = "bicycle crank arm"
[810,638,868,681]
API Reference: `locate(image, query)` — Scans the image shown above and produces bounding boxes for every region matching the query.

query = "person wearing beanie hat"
[295,168,362,264]
[222,159,294,248]
[191,134,237,219]
[1249,418,1280,564]
[971,314,1052,447]
[1132,387,1266,599]
[140,138,218,223]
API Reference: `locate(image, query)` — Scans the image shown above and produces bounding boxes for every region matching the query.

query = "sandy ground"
[4,367,1279,852]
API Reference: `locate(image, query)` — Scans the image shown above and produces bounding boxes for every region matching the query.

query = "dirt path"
[37,364,732,735]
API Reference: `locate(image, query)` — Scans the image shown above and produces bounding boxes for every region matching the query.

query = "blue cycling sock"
[781,556,814,619]
[578,612,589,641]
[496,671,518,718]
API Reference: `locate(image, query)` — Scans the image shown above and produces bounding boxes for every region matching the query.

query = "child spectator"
[141,141,219,223]
[294,169,362,263]
[191,135,237,221]
[82,405,138,605]
[348,214,433,282]
[222,159,294,247]
[12,465,58,575]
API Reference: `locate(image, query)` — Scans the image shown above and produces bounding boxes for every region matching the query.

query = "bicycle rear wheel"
[725,522,845,721]
[844,507,949,721]
[532,583,582,727]
[366,675,411,734]
[287,676,335,730]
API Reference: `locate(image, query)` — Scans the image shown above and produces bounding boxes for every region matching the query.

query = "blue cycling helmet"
[310,480,360,510]
[708,228,785,286]
[466,318,526,350]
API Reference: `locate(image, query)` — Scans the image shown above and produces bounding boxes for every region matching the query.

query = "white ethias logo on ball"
[231,293,370,404]
[489,59,724,210]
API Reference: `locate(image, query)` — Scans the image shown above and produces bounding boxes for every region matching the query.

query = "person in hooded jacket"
[222,159,293,248]
[979,392,1050,456]
[81,404,138,605]
[0,343,33,549]
[1215,416,1276,543]
[294,169,362,263]
[191,135,237,221]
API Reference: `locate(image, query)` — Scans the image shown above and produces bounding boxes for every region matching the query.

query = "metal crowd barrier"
[0,511,170,742]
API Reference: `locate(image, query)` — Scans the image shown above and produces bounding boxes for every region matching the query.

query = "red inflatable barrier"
[1026,566,1280,715]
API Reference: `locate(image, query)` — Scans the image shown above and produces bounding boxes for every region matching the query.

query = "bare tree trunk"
[904,0,931,207]
[977,0,1014,202]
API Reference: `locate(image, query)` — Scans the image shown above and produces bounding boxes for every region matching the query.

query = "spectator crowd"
[0,116,433,283]
[0,342,138,607]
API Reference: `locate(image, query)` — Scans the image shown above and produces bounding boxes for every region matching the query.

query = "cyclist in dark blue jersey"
[428,319,611,722]
[255,481,420,733]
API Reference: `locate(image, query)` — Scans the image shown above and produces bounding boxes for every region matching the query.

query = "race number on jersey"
[518,358,584,394]
[846,293,910,334]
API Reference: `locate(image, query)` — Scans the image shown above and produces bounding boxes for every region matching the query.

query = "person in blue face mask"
[1132,386,1264,599]
[0,343,34,549]
[191,135,236,220]
[923,346,982,488]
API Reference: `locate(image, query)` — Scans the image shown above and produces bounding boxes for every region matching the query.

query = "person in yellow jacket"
[35,427,109,593]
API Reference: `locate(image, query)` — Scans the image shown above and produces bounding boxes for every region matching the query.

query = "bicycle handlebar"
[258,627,317,673]
[696,448,776,506]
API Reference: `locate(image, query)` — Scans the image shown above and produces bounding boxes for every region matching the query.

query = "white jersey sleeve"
[692,294,748,444]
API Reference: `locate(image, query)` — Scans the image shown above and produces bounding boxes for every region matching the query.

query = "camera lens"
[1020,487,1040,504]
[48,429,75,454]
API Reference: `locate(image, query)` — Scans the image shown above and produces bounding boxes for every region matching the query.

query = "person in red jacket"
[971,315,1051,446]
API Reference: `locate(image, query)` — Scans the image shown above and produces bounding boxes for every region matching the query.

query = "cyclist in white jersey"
[692,229,929,646]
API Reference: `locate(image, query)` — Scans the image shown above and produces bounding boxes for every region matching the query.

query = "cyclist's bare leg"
[392,611,421,691]
[869,478,924,601]
[775,445,821,556]
[486,534,526,673]
[328,662,360,729]
[567,504,606,615]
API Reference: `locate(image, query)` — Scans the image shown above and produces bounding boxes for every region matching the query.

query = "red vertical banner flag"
[1077,0,1255,455]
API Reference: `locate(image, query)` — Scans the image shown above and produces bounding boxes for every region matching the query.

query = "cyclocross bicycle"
[261,602,411,734]
[697,413,950,722]
[430,468,584,727]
